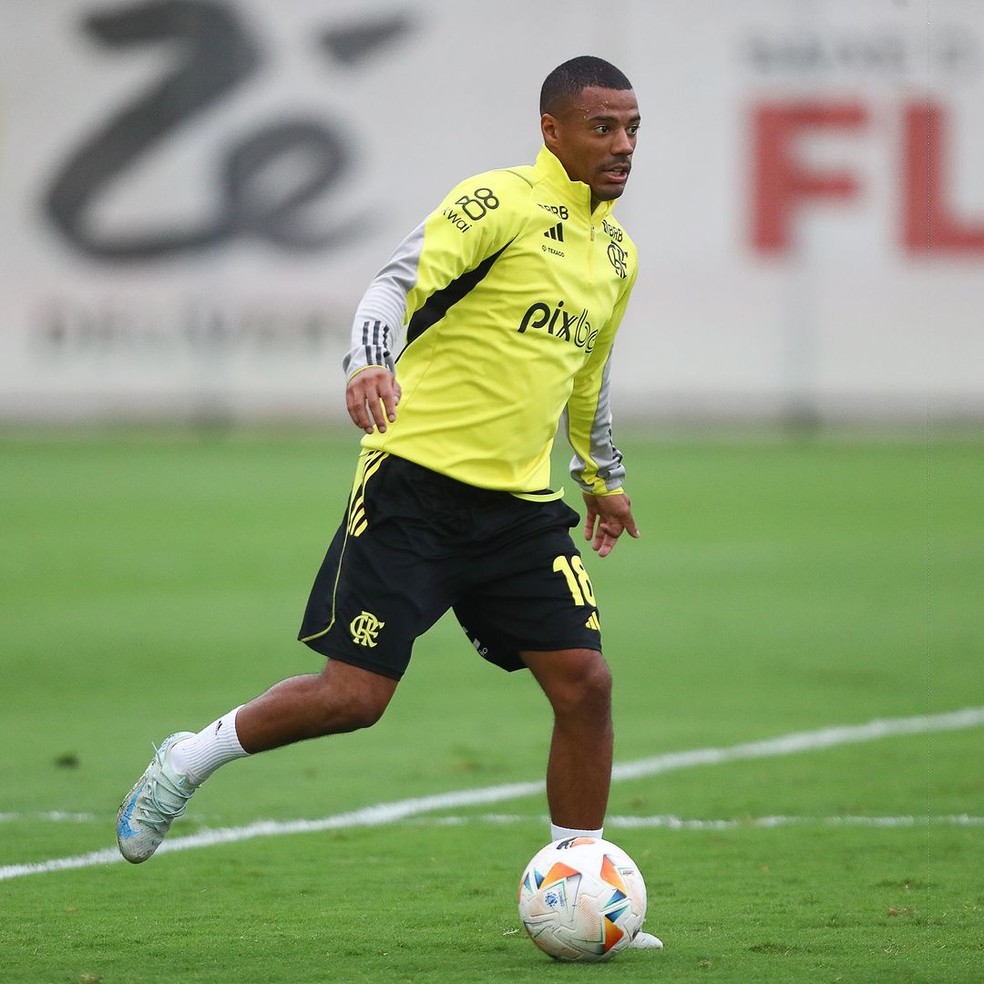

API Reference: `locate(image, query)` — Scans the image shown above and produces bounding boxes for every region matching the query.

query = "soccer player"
[117,55,662,950]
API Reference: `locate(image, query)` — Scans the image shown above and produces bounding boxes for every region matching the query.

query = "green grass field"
[2,428,982,983]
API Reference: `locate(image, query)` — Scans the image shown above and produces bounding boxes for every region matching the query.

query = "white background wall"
[1,0,982,424]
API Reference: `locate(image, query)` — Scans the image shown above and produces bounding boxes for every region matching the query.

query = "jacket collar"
[535,146,614,220]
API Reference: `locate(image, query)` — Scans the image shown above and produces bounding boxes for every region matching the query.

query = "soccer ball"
[517,836,647,961]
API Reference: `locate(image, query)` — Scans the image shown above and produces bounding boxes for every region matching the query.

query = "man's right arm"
[343,222,428,377]
[342,222,426,433]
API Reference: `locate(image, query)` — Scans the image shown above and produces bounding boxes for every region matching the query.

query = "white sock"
[550,822,604,843]
[169,706,249,784]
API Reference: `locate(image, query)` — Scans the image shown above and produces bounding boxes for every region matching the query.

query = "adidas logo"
[544,222,565,242]
[584,611,601,631]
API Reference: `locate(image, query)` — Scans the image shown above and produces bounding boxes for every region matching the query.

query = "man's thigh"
[298,451,461,679]
[454,502,603,671]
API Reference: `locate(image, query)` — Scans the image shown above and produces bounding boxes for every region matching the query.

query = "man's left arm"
[566,270,639,557]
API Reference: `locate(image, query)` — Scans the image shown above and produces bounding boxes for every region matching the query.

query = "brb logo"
[517,300,598,353]
[44,0,415,261]
[601,219,628,277]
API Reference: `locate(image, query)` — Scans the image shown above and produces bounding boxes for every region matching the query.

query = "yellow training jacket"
[344,146,638,498]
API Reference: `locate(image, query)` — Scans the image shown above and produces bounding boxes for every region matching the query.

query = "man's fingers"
[345,389,373,433]
[382,382,402,423]
[593,521,619,558]
[589,514,640,557]
[346,370,399,434]
[368,391,390,432]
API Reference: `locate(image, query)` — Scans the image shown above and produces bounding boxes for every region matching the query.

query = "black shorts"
[298,451,603,680]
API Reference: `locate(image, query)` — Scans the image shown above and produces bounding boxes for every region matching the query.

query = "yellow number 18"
[552,555,597,607]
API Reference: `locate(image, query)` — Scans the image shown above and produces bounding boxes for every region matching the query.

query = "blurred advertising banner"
[1,0,982,423]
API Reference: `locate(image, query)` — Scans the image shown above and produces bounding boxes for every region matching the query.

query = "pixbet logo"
[517,300,598,352]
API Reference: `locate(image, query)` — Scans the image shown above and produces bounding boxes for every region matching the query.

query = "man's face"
[541,86,640,208]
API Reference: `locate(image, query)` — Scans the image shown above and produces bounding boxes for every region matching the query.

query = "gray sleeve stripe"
[344,223,425,376]
[569,351,626,491]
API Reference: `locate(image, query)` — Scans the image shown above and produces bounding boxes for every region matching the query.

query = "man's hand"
[345,367,401,434]
[582,490,640,558]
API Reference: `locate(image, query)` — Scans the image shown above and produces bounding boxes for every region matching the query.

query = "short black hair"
[540,56,633,116]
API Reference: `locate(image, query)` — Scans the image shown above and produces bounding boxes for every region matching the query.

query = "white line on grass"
[425,813,984,830]
[0,811,97,823]
[2,705,982,882]
[6,811,984,830]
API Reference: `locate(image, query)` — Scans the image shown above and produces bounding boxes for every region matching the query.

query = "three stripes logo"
[584,611,601,631]
[347,450,387,537]
[544,221,565,242]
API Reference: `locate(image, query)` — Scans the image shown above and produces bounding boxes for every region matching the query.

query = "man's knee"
[522,648,613,719]
[339,691,389,731]
[569,652,613,717]
[316,659,398,733]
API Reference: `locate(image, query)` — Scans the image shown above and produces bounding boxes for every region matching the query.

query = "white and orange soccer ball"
[517,836,647,961]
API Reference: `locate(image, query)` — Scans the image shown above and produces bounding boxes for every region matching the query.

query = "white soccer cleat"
[116,732,198,863]
[631,930,664,950]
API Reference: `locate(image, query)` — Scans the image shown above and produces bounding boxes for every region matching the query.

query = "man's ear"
[540,113,560,149]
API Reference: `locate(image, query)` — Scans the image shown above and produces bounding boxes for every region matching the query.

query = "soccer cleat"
[630,930,664,950]
[116,732,198,863]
